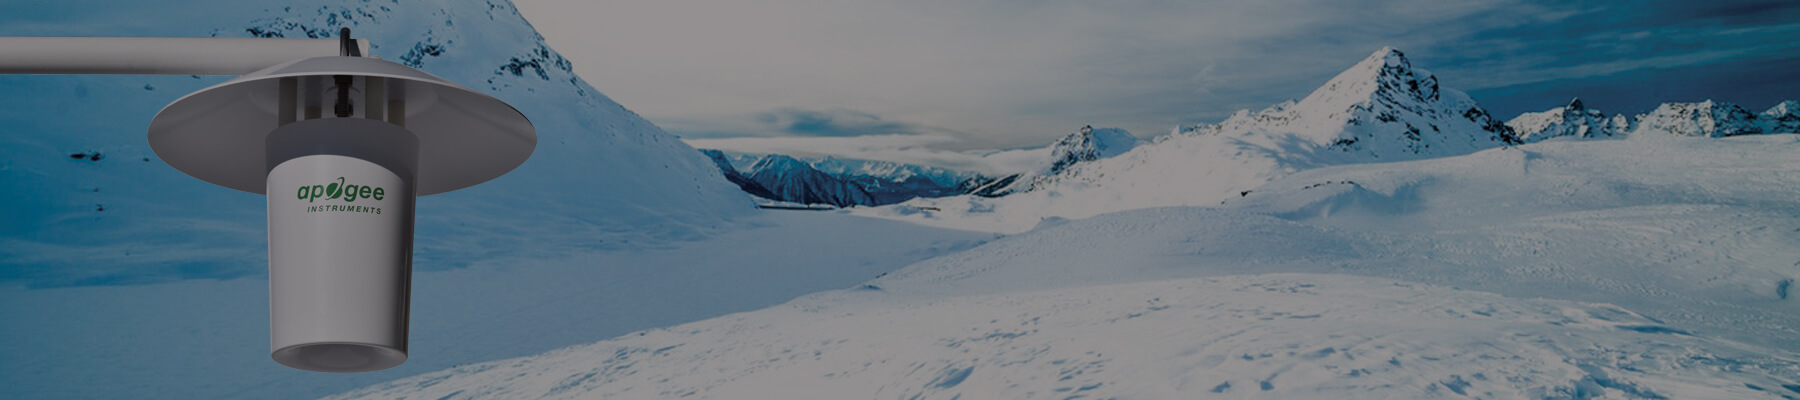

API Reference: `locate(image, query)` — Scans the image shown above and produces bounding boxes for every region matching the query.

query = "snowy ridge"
[1765,100,1800,133]
[971,125,1141,196]
[1630,100,1766,138]
[746,154,876,207]
[1046,126,1141,175]
[807,157,985,205]
[1506,98,1623,142]
[332,135,1800,400]
[1206,46,1517,162]
[860,47,1520,233]
[807,157,983,188]
[704,151,988,206]
[1507,98,1800,141]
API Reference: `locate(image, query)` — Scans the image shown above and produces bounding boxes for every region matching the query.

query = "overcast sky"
[515,0,1799,159]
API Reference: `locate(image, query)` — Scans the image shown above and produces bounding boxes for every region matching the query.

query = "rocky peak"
[746,154,874,208]
[1235,47,1517,159]
[1632,100,1763,138]
[1506,98,1615,143]
[1296,47,1441,116]
[1048,126,1139,175]
[1763,101,1800,133]
[749,154,810,174]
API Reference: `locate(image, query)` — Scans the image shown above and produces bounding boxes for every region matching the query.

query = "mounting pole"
[0,36,369,75]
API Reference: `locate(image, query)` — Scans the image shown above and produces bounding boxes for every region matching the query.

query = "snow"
[7,4,1800,398]
[0,0,1000,398]
[0,210,994,400]
[329,134,1800,399]
[852,47,1520,233]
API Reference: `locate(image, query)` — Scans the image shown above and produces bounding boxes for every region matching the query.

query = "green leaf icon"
[326,177,345,200]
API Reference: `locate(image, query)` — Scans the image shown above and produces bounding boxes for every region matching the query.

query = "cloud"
[755,108,925,137]
[519,0,1800,150]
[684,134,1049,175]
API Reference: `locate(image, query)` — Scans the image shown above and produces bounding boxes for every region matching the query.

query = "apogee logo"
[298,177,387,203]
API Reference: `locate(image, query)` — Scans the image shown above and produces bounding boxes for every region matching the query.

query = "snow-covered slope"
[332,135,1800,400]
[0,210,994,400]
[861,47,1518,233]
[0,0,753,288]
[1507,98,1622,142]
[699,149,777,200]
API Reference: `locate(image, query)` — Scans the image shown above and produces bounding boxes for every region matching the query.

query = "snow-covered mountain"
[1622,100,1800,137]
[863,47,1521,233]
[1630,100,1767,137]
[745,154,877,207]
[805,157,985,205]
[1765,100,1800,133]
[971,126,1142,197]
[1047,126,1141,175]
[704,151,987,207]
[807,157,984,189]
[332,134,1800,400]
[1506,98,1624,142]
[1506,98,1800,142]
[1195,46,1518,162]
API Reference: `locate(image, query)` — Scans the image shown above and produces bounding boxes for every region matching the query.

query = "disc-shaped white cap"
[148,56,534,195]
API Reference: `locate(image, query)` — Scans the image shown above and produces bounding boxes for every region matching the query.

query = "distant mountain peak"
[1298,47,1439,114]
[1507,99,1616,143]
[1631,100,1763,138]
[1765,101,1800,133]
[750,153,809,171]
[746,155,875,208]
[1194,47,1515,161]
[1047,126,1140,175]
[1767,100,1799,116]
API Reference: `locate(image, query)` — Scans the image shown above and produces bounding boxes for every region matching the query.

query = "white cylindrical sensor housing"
[148,55,534,372]
[264,118,418,373]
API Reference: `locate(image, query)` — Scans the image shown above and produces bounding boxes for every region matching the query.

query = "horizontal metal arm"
[0,37,371,75]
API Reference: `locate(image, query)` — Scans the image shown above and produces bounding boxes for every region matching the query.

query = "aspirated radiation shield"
[147,55,534,373]
[265,118,418,372]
